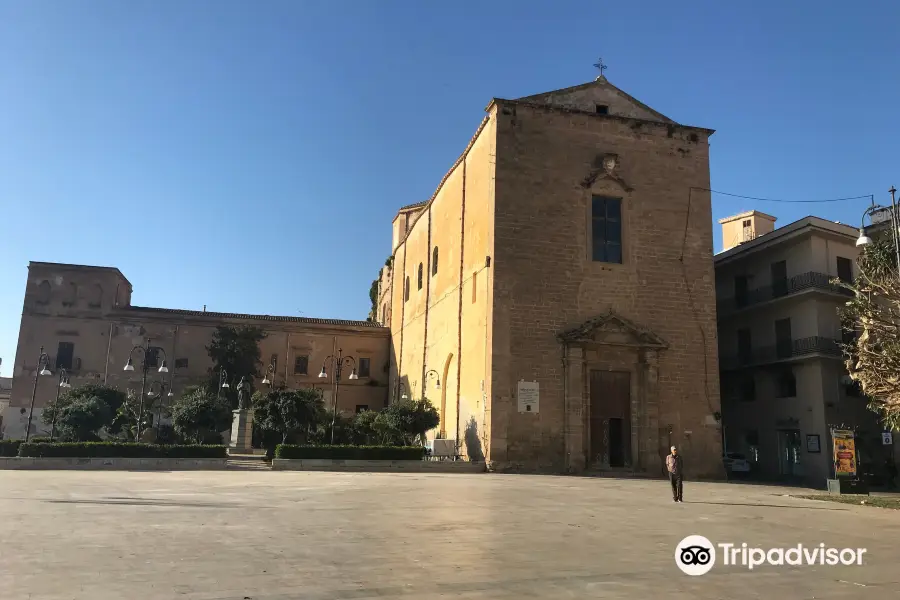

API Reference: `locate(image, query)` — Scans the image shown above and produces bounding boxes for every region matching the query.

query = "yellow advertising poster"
[832,429,857,477]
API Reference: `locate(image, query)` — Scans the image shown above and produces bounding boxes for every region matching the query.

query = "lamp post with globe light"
[25,347,53,442]
[48,367,73,442]
[123,338,168,440]
[261,361,276,388]
[318,349,358,443]
[217,368,230,400]
[147,380,175,435]
[424,369,441,395]
[856,188,900,276]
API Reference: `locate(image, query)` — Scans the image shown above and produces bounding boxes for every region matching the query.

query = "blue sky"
[2,0,899,376]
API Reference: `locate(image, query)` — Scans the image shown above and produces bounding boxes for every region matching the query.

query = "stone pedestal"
[229,410,254,453]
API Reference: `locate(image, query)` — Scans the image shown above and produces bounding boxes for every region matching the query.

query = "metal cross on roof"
[593,57,608,77]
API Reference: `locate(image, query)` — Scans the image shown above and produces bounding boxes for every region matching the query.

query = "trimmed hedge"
[17,442,227,459]
[275,444,425,461]
[0,440,23,457]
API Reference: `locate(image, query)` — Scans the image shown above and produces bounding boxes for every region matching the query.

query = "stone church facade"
[379,75,724,477]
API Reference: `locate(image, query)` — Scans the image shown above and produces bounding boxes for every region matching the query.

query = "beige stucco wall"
[718,297,827,354]
[719,212,776,252]
[388,114,497,458]
[715,230,858,300]
[722,357,885,487]
[456,114,496,461]
[716,229,858,359]
[723,360,828,482]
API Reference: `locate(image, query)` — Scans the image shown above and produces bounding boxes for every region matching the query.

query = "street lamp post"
[218,368,230,399]
[856,188,900,275]
[49,368,72,442]
[424,369,442,396]
[123,338,168,441]
[147,380,175,435]
[318,349,358,443]
[25,347,53,442]
[261,362,276,387]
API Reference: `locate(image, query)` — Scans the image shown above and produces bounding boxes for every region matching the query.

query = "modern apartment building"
[715,211,887,486]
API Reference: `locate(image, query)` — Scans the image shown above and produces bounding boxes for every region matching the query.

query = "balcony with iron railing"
[717,271,852,317]
[720,336,843,371]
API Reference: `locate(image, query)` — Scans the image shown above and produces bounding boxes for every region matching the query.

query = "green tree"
[48,396,112,442]
[42,384,126,440]
[253,387,324,445]
[109,388,169,441]
[839,238,900,430]
[379,398,440,445]
[206,325,266,408]
[368,278,379,321]
[170,386,232,444]
[352,409,403,445]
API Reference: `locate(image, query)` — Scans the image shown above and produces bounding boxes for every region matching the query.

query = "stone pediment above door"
[556,310,668,349]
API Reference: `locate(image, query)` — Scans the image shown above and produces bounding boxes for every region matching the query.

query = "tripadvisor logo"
[675,535,867,576]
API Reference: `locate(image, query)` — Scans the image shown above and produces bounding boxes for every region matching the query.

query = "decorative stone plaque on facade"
[517,380,539,413]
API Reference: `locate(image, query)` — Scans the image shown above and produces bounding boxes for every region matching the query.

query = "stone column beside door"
[638,348,661,474]
[564,345,586,472]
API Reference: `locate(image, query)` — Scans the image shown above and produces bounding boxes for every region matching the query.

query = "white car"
[723,452,751,473]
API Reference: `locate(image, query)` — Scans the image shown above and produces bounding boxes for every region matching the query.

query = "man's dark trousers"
[670,473,683,501]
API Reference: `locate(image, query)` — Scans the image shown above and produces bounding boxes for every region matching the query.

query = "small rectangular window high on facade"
[56,342,75,370]
[837,256,853,283]
[145,347,160,368]
[595,104,609,115]
[294,355,308,375]
[591,196,622,264]
[358,358,370,378]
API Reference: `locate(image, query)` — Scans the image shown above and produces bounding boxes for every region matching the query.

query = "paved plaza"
[0,471,898,599]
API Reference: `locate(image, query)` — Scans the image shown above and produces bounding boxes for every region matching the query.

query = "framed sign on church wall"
[517,380,539,413]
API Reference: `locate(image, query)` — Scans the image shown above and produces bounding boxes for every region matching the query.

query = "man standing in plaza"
[666,446,683,502]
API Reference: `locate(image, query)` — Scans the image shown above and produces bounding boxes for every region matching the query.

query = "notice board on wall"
[517,380,539,413]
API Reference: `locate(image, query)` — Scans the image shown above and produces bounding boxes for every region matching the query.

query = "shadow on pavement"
[683,500,846,511]
[42,498,240,509]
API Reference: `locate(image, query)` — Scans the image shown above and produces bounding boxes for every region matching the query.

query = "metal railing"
[720,336,843,370]
[718,271,852,315]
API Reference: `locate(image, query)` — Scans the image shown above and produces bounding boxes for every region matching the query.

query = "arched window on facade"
[36,280,51,304]
[63,282,77,306]
[432,247,439,276]
[417,263,423,290]
[90,284,103,308]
